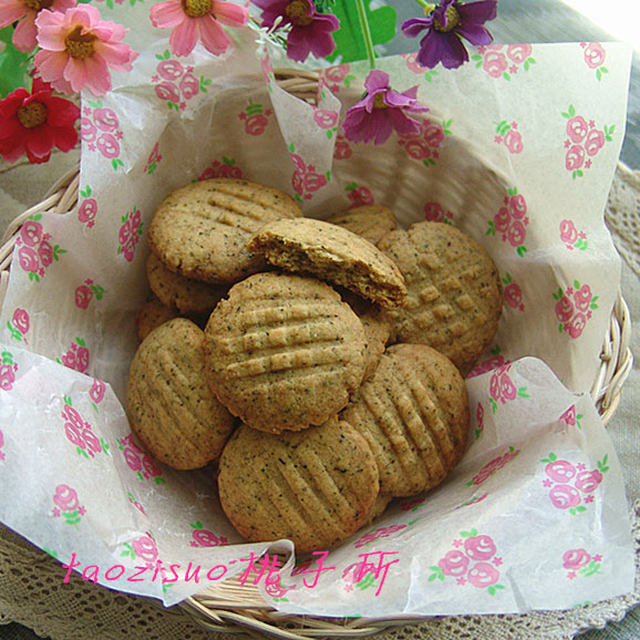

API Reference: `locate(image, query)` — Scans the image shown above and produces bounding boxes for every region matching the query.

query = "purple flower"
[342,69,429,145]
[252,0,339,62]
[402,0,498,69]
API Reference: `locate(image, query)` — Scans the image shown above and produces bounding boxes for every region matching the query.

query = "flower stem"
[354,0,376,69]
[414,0,432,8]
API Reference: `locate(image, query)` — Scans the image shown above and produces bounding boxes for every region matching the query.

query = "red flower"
[0,78,80,164]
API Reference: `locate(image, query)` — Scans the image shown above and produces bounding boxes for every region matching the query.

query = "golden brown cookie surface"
[127,318,235,470]
[340,289,391,381]
[136,296,179,342]
[379,222,502,375]
[148,178,301,284]
[247,218,407,309]
[146,252,228,315]
[203,272,367,433]
[218,418,379,552]
[326,205,398,246]
[342,343,469,497]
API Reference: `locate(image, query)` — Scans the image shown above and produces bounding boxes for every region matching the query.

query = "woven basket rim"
[0,68,634,640]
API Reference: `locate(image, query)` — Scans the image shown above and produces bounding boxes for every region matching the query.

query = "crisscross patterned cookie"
[127,318,235,470]
[379,222,502,375]
[342,343,469,497]
[148,178,301,284]
[218,418,379,552]
[203,272,367,433]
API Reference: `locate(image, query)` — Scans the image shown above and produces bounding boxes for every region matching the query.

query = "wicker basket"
[0,69,633,640]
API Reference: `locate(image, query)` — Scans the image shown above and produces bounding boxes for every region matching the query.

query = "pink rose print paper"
[429,530,505,596]
[14,215,66,283]
[77,185,98,228]
[559,219,589,251]
[562,105,614,179]
[562,547,603,580]
[398,117,451,167]
[60,395,110,459]
[494,120,523,154]
[238,99,273,136]
[6,309,29,344]
[553,280,599,339]
[472,44,536,80]
[81,100,125,171]
[152,50,212,112]
[541,452,609,515]
[0,350,18,391]
[51,484,86,526]
[117,433,166,485]
[198,157,243,180]
[189,521,227,548]
[581,42,608,80]
[486,188,529,257]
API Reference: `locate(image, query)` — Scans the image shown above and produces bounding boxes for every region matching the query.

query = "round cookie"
[127,318,235,470]
[340,289,391,381]
[218,418,379,553]
[342,343,470,498]
[378,222,502,375]
[148,178,302,284]
[203,272,368,434]
[136,296,179,342]
[247,218,407,310]
[146,252,228,316]
[326,205,398,246]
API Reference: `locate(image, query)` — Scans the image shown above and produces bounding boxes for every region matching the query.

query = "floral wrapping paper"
[0,1,634,615]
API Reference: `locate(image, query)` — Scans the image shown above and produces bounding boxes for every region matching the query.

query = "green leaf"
[325,1,397,64]
[569,104,576,117]
[460,528,478,538]
[0,28,31,99]
[502,72,511,81]
[517,387,530,398]
[516,246,527,257]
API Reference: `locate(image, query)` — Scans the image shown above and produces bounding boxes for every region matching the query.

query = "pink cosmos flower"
[402,0,498,69]
[252,0,339,62]
[150,0,249,57]
[34,5,138,96]
[0,0,76,52]
[342,69,429,145]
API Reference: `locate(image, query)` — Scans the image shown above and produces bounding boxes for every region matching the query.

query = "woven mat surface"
[0,153,638,639]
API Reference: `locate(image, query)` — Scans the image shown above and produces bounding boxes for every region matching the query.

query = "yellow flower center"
[286,0,313,27]
[17,102,47,128]
[373,93,387,109]
[182,0,212,18]
[65,25,97,60]
[23,0,54,11]
[431,5,461,32]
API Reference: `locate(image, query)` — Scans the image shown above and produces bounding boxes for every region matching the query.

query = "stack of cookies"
[127,178,502,553]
